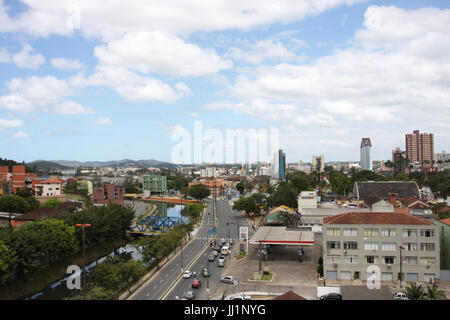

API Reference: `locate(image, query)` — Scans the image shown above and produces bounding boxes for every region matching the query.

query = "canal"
[23,201,185,300]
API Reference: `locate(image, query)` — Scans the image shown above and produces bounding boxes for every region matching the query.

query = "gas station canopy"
[249,226,314,246]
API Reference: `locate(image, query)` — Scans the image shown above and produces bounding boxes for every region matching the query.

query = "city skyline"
[0,1,449,164]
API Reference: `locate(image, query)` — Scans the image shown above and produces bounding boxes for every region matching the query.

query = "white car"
[220,276,235,284]
[229,294,251,300]
[183,270,193,279]
[393,292,408,300]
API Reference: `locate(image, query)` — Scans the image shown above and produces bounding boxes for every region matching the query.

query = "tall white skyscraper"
[360,138,373,171]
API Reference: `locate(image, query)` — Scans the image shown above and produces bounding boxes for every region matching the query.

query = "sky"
[0,0,449,164]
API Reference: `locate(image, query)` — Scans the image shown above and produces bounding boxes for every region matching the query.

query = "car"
[192,279,202,288]
[221,246,229,255]
[212,250,219,256]
[320,293,342,300]
[228,239,233,245]
[184,290,195,300]
[202,268,210,277]
[214,245,222,252]
[229,294,251,300]
[208,253,215,261]
[183,270,193,279]
[217,256,225,267]
[393,292,408,300]
[220,276,235,284]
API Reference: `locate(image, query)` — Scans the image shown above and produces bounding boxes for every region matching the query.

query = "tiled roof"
[440,218,450,226]
[273,290,306,300]
[355,181,420,200]
[400,197,429,208]
[323,211,433,225]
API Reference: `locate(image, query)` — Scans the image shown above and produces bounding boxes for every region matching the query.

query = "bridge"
[129,216,185,236]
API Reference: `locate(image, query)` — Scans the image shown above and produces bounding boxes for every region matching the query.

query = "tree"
[236,180,246,195]
[405,282,425,300]
[0,240,17,284]
[188,184,210,201]
[0,195,27,213]
[271,183,298,209]
[233,196,256,216]
[123,176,138,193]
[424,285,447,300]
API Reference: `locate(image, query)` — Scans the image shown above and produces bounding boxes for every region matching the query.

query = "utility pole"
[76,223,91,299]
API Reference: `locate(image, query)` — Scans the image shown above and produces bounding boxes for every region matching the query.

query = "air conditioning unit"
[426,265,431,269]
[387,264,392,269]
[333,263,338,268]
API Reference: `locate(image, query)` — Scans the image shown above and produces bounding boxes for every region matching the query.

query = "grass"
[65,194,85,201]
[0,237,129,300]
[236,251,247,260]
[250,271,273,281]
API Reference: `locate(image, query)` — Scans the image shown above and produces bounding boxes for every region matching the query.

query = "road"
[164,198,253,300]
[129,199,216,300]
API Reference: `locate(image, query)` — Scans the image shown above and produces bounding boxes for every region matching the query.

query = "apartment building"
[32,179,63,197]
[93,183,124,206]
[323,211,440,283]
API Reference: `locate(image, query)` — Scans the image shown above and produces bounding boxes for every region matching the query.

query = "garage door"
[326,271,337,279]
[406,273,418,283]
[340,271,351,280]
[381,272,393,281]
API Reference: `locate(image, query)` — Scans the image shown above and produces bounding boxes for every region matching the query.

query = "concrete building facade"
[323,212,440,284]
[143,174,167,195]
[93,183,124,206]
[405,130,435,173]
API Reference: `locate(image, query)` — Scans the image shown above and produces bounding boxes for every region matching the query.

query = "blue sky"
[0,0,449,164]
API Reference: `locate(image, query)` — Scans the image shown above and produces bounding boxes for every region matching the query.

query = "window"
[327,255,340,263]
[403,243,417,251]
[366,256,379,264]
[381,229,396,237]
[420,230,435,238]
[343,228,357,236]
[326,228,341,236]
[404,257,418,265]
[364,242,379,251]
[327,241,341,249]
[343,255,358,264]
[420,257,436,266]
[383,256,396,264]
[381,243,396,251]
[402,229,417,237]
[343,242,358,250]
[364,228,379,237]
[420,243,435,251]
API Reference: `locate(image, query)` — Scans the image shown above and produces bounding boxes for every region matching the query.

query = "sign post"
[240,227,248,253]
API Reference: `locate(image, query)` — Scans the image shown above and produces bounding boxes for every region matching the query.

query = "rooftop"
[440,218,450,226]
[354,181,421,200]
[323,211,434,226]
[273,290,306,300]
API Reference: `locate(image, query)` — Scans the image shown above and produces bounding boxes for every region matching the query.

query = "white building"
[298,191,319,212]
[200,167,216,178]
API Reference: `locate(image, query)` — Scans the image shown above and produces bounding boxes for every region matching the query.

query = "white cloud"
[94,32,233,77]
[86,65,189,103]
[91,117,112,125]
[0,118,23,130]
[225,39,303,64]
[0,1,368,39]
[11,44,45,69]
[0,75,93,115]
[11,130,28,138]
[51,58,84,71]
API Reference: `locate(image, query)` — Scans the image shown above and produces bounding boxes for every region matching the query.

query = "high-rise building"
[143,174,167,195]
[312,155,324,173]
[360,138,373,171]
[271,149,286,181]
[405,130,435,172]
[392,147,406,175]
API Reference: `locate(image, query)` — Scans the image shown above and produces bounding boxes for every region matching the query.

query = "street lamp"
[76,223,92,298]
[399,245,405,288]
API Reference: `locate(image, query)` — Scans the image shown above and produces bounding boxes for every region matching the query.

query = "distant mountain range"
[27,159,178,170]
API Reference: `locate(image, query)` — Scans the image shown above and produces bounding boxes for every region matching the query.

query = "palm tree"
[425,285,447,300]
[405,282,425,300]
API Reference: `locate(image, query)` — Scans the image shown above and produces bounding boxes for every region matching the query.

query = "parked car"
[183,270,193,279]
[393,292,408,300]
[184,290,195,300]
[208,253,215,262]
[192,279,202,288]
[320,293,342,300]
[217,258,225,267]
[220,276,235,284]
[229,294,251,300]
[212,250,219,256]
[202,268,210,277]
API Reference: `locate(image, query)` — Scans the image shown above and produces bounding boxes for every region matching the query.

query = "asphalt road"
[165,198,253,300]
[129,199,216,300]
